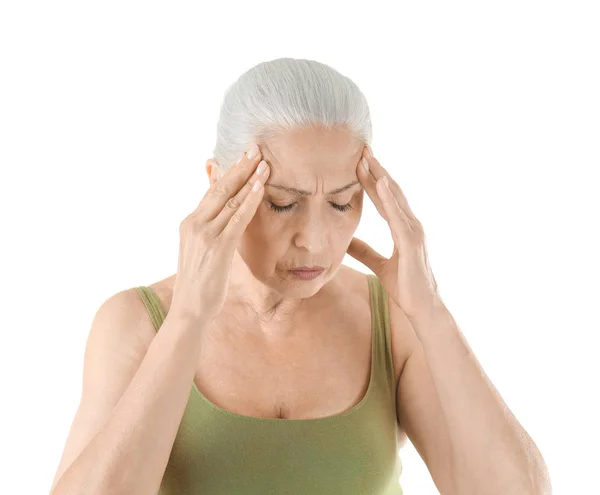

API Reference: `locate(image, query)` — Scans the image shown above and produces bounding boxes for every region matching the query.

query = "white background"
[1,1,598,494]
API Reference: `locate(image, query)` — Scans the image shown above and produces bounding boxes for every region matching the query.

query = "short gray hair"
[212,57,372,173]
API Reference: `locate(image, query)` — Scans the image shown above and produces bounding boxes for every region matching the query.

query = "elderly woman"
[49,58,550,495]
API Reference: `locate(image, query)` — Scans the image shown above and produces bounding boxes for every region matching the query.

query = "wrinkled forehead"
[259,132,365,180]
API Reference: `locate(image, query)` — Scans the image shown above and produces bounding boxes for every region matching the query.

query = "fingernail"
[234,153,244,165]
[246,144,259,159]
[365,145,373,158]
[361,157,369,173]
[255,160,267,175]
[383,176,389,187]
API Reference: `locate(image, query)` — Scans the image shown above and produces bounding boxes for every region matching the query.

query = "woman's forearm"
[408,303,551,495]
[51,311,206,495]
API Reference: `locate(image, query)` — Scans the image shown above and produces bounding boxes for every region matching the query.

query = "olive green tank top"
[134,273,403,494]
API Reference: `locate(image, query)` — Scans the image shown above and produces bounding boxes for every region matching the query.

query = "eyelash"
[269,202,353,213]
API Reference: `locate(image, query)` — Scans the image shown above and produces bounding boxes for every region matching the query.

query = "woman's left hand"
[346,145,442,319]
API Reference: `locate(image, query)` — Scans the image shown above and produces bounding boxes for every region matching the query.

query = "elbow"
[529,461,553,495]
[525,438,552,495]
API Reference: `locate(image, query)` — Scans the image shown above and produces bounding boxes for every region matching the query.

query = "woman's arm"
[51,306,206,495]
[406,302,552,495]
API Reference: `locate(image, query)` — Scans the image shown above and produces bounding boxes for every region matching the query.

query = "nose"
[293,211,328,252]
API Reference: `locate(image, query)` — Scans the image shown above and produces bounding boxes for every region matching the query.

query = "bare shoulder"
[335,266,413,388]
[104,285,166,352]
[120,275,178,350]
[48,284,168,492]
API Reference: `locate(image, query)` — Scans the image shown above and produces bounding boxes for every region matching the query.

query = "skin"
[205,125,367,341]
[147,124,411,430]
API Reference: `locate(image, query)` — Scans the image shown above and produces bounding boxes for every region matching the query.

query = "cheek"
[339,203,362,239]
[330,214,361,246]
[242,211,285,249]
[351,196,364,224]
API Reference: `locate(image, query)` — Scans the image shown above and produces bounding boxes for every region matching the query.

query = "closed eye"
[269,202,353,213]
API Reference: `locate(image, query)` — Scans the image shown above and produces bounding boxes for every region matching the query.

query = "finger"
[212,161,270,234]
[362,148,418,221]
[376,177,412,246]
[346,236,387,274]
[219,165,270,241]
[356,153,394,222]
[195,144,263,222]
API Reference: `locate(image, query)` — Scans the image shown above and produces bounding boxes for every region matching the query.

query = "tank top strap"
[134,286,167,332]
[367,274,397,402]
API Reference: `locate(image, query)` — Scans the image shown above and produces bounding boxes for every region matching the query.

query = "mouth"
[289,266,325,272]
[287,267,326,280]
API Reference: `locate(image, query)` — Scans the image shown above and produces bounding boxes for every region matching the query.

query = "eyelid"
[268,191,355,202]
[268,200,353,213]
[271,200,350,206]
[265,182,361,197]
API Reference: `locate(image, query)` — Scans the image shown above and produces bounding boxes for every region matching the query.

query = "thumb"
[346,237,387,274]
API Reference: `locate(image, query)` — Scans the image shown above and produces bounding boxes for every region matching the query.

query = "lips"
[287,267,325,280]
[289,266,325,272]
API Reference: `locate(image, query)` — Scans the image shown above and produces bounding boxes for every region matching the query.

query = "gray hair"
[212,57,372,174]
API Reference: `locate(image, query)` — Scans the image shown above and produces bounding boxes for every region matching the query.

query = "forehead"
[259,127,364,176]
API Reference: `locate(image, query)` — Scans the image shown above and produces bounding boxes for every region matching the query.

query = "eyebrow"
[265,180,361,196]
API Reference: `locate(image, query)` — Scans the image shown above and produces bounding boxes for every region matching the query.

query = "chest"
[192,306,374,420]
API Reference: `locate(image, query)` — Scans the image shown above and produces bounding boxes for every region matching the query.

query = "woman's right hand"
[171,144,270,322]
